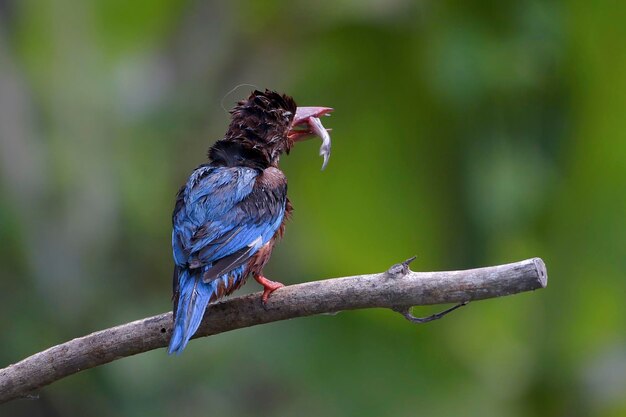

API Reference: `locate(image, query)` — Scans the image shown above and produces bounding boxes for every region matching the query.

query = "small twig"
[387,256,468,323]
[0,257,548,404]
[385,256,417,278]
[396,302,469,324]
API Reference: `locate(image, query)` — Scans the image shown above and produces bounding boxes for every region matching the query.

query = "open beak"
[288,106,334,170]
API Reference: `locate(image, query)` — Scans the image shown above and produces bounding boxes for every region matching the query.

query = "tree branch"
[0,257,547,403]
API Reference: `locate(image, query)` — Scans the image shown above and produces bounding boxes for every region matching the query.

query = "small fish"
[288,106,333,170]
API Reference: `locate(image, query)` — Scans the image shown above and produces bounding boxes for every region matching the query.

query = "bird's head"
[220,89,333,169]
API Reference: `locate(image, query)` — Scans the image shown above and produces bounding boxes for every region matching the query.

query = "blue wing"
[168,164,286,355]
[172,164,286,282]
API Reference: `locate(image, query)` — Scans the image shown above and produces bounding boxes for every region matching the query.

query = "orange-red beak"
[288,106,334,170]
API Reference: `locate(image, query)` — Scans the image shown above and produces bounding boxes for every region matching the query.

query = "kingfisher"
[168,90,333,355]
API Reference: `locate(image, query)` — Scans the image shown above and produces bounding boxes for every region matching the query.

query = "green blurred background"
[1,1,625,416]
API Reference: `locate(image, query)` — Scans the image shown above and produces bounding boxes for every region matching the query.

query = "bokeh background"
[1,1,625,416]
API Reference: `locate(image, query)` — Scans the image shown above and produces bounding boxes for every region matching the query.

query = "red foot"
[254,274,284,304]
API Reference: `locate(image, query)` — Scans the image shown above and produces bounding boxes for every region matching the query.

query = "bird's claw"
[261,283,285,305]
[254,274,285,305]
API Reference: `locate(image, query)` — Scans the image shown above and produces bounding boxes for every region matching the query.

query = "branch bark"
[0,257,547,403]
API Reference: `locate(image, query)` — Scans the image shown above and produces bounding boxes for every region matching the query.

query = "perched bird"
[168,90,333,355]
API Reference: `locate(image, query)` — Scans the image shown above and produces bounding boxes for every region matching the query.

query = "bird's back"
[169,163,287,354]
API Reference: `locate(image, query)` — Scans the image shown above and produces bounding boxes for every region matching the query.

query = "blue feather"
[168,269,209,355]
[168,265,246,355]
[169,165,286,354]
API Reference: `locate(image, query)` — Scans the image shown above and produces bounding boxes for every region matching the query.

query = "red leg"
[253,274,284,304]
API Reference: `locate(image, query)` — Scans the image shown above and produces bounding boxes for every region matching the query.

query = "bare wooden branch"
[0,257,547,403]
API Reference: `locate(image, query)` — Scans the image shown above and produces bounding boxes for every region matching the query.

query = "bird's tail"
[168,269,214,355]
